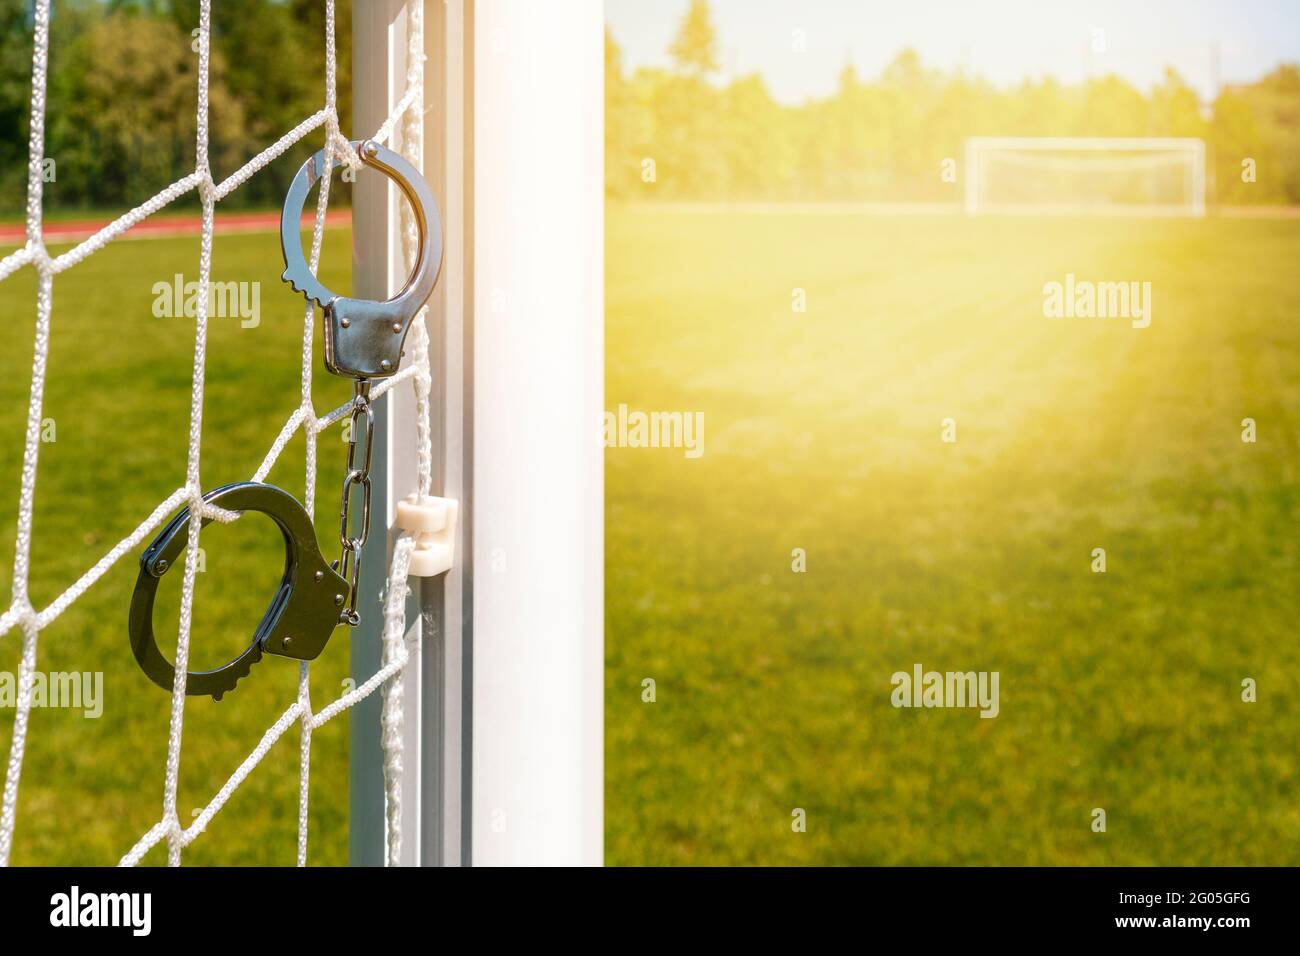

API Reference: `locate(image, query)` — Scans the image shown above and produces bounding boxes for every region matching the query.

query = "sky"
[605,0,1300,104]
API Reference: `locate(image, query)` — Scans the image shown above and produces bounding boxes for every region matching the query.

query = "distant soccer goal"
[965,137,1206,218]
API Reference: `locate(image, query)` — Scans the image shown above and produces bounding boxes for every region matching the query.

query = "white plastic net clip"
[395,493,458,577]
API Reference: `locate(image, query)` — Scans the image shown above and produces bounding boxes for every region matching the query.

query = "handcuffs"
[128,140,443,701]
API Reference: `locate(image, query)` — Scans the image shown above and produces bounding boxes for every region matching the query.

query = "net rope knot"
[197,170,218,207]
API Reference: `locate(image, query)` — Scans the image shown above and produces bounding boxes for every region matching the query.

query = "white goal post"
[351,0,604,867]
[965,137,1207,218]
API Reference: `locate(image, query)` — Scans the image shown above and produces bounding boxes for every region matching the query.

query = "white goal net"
[0,0,430,866]
[965,137,1207,217]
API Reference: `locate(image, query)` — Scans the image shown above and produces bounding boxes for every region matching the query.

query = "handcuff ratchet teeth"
[280,139,444,379]
[129,137,443,699]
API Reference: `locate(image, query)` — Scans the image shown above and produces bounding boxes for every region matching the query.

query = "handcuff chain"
[337,378,374,626]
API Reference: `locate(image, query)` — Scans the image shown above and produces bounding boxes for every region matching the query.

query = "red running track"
[0,209,350,246]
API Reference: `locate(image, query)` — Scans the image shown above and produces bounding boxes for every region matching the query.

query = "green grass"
[605,205,1300,865]
[2,206,1297,866]
[0,226,356,865]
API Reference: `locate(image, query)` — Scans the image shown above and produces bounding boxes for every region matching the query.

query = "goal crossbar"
[965,136,1207,218]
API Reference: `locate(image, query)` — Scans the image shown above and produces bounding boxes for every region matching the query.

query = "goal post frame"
[351,0,604,867]
[964,136,1207,218]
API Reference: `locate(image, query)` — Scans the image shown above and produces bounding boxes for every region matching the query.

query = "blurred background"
[603,0,1299,865]
[605,0,1299,205]
[0,0,352,215]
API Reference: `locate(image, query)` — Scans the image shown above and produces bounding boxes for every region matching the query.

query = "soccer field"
[604,205,1300,865]
[0,206,1296,865]
[0,227,356,865]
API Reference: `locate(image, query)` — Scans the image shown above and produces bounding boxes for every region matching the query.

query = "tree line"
[0,0,352,214]
[1,0,1296,213]
[606,0,1300,205]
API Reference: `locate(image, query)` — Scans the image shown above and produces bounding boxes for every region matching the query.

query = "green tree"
[1211,89,1262,203]
[288,0,352,139]
[48,9,245,208]
[0,0,36,208]
[165,0,319,206]
[719,73,786,198]
[1078,75,1148,136]
[1234,65,1300,201]
[605,27,637,197]
[1149,68,1206,137]
[878,50,938,198]
[669,0,718,77]
[0,0,354,213]
[646,0,727,198]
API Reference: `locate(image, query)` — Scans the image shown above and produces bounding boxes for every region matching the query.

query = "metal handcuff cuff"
[128,140,443,701]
